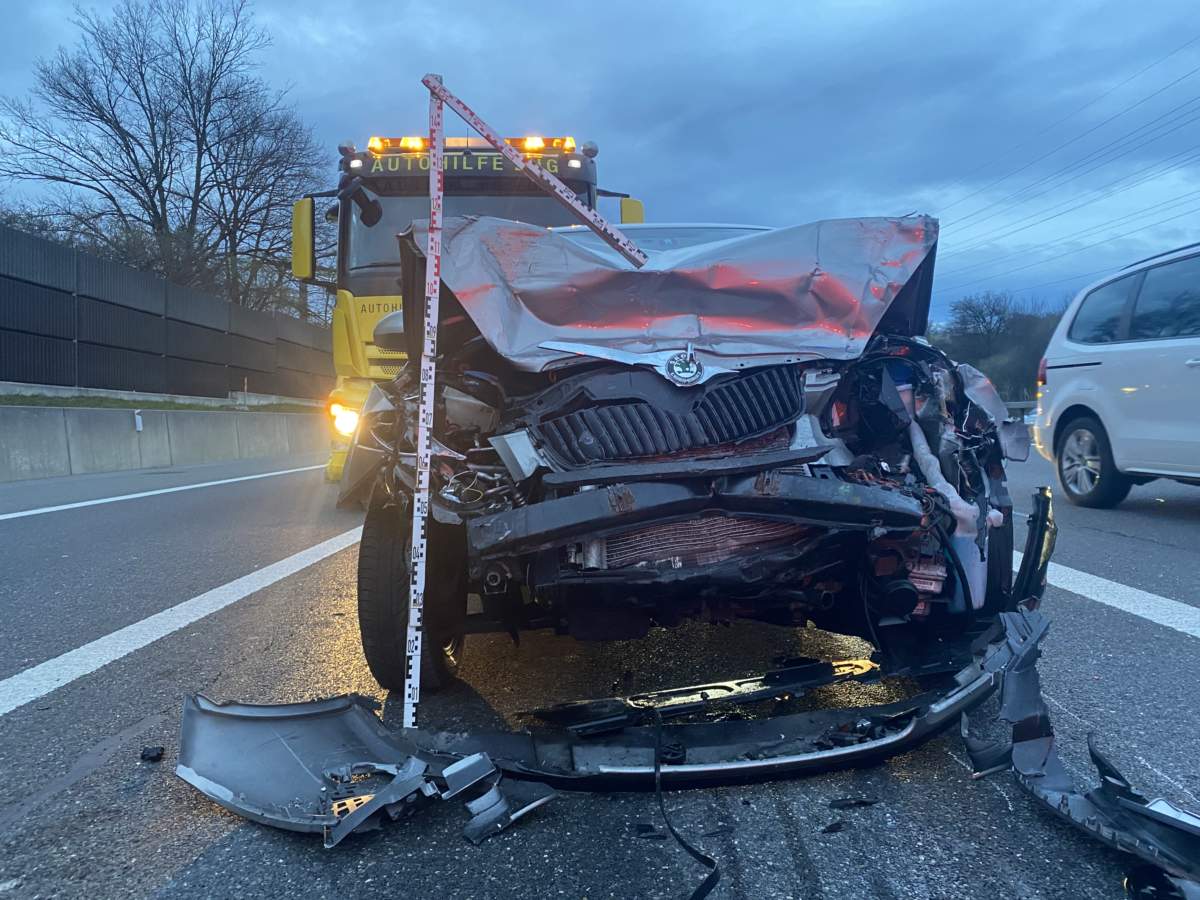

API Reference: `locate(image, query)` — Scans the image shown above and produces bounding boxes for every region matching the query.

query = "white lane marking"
[0,527,362,717]
[946,750,1014,811]
[1049,690,1199,801]
[0,464,324,522]
[1135,755,1200,807]
[1042,692,1097,730]
[1014,550,1200,639]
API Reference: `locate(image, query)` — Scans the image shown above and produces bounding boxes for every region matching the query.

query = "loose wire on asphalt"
[654,709,720,899]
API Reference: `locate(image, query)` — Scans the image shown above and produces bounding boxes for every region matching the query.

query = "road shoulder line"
[0,464,324,521]
[0,527,362,717]
[1014,549,1200,639]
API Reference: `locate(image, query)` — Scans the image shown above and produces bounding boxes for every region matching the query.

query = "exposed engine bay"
[340,215,1035,672]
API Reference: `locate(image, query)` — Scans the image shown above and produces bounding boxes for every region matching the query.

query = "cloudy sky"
[3,0,1199,319]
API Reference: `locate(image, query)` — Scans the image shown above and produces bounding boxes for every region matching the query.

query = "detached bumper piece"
[962,615,1200,898]
[530,657,879,737]
[435,609,1044,791]
[178,612,1044,826]
[175,694,554,848]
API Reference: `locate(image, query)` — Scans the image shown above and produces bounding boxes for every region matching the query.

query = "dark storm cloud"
[7,0,1200,316]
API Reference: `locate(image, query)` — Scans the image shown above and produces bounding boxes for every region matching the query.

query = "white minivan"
[1033,245,1200,507]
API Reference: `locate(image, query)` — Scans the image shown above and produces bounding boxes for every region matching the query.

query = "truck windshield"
[348,179,591,270]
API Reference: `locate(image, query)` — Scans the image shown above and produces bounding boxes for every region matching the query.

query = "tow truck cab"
[291,134,644,481]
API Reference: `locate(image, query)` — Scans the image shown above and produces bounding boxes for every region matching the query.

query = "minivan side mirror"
[374,309,406,351]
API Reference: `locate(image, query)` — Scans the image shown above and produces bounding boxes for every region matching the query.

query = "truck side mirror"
[292,198,315,280]
[374,309,406,351]
[620,197,645,224]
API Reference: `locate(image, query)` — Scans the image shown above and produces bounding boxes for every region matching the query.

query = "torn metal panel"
[1013,486,1058,608]
[337,384,398,508]
[963,617,1200,895]
[488,429,546,481]
[403,214,938,378]
[957,363,1031,461]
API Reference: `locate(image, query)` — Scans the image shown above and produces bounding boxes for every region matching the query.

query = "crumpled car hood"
[403,215,938,376]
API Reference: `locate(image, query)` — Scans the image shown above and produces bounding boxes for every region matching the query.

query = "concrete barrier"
[285,414,327,455]
[0,406,325,482]
[166,411,242,466]
[0,407,71,481]
[137,410,172,468]
[63,408,143,474]
[234,413,290,458]
[0,379,321,409]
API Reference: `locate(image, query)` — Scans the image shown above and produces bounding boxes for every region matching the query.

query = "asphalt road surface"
[1,450,1197,899]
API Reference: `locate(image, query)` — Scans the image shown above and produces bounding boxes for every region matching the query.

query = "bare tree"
[929,290,1067,400]
[947,290,1014,359]
[0,0,324,313]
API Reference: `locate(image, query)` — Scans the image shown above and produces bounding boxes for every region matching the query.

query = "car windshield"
[557,225,768,252]
[349,179,591,269]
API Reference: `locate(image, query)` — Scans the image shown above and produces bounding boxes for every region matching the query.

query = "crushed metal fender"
[176,694,555,848]
[962,616,1200,898]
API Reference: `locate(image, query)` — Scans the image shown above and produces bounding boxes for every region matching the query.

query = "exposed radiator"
[603,515,810,569]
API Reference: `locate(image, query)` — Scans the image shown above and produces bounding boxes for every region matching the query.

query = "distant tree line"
[0,0,326,320]
[928,290,1067,400]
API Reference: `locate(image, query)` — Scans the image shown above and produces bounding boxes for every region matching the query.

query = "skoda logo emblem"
[665,347,703,386]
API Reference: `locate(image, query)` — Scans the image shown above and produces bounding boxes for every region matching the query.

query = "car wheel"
[1056,416,1131,508]
[357,504,468,691]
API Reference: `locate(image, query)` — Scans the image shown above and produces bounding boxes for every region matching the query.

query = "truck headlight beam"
[332,406,360,437]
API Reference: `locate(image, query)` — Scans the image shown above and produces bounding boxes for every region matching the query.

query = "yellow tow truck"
[291,134,644,481]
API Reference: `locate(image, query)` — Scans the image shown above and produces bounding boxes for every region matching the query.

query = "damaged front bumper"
[434,612,1039,790]
[963,612,1200,897]
[176,694,555,848]
[176,607,1200,898]
[467,465,924,561]
[176,609,1043,851]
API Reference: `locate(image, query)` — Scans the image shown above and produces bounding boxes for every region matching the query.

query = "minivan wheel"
[357,504,468,692]
[1056,416,1131,508]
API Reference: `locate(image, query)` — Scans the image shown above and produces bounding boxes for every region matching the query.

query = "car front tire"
[1056,416,1132,508]
[357,504,468,691]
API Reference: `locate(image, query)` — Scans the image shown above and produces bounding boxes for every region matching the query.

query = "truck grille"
[368,358,403,377]
[535,365,802,465]
[604,515,810,569]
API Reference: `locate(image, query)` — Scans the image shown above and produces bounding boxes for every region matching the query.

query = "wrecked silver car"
[177,213,1200,898]
[338,215,1049,689]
